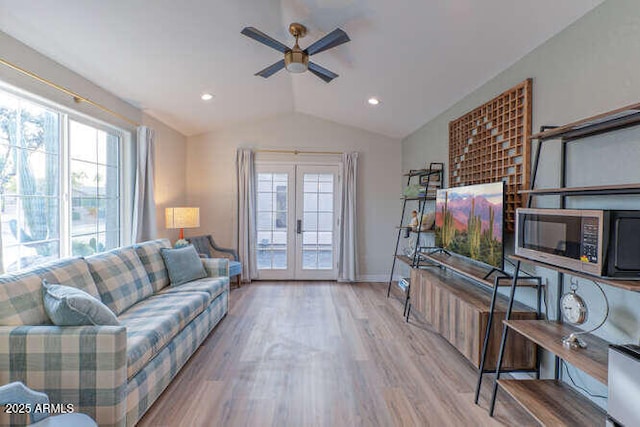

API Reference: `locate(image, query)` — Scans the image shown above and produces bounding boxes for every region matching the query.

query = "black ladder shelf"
[386,162,444,320]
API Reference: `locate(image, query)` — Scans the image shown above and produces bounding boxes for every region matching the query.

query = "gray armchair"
[188,235,242,287]
[0,382,96,426]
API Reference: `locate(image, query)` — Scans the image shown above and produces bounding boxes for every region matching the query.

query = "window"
[69,120,120,256]
[0,88,123,272]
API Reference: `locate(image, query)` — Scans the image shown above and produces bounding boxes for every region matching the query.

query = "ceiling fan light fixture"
[201,93,214,101]
[285,49,309,73]
[241,23,348,82]
[368,97,380,106]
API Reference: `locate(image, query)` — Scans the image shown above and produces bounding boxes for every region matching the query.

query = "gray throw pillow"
[160,245,207,286]
[42,280,120,326]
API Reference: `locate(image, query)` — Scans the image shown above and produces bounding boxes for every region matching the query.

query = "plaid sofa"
[0,239,229,427]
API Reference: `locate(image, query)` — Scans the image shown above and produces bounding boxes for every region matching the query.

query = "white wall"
[402,0,640,403]
[186,112,401,280]
[0,31,187,240]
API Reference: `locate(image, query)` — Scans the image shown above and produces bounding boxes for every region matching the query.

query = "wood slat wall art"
[449,79,532,231]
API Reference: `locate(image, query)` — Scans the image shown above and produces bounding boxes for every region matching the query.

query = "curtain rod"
[255,149,343,155]
[0,57,140,127]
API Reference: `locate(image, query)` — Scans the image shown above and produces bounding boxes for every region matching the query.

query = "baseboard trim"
[355,274,404,282]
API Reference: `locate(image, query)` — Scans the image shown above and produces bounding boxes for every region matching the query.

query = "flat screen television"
[435,182,505,270]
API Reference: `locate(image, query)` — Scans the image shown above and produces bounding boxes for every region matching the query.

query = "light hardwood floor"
[138,282,535,426]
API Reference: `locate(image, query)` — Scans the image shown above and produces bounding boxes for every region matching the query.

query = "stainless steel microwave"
[515,208,640,279]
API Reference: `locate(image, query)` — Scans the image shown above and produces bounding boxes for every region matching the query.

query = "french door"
[256,163,340,280]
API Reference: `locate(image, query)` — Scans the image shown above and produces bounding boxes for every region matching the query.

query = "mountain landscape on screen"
[435,182,504,269]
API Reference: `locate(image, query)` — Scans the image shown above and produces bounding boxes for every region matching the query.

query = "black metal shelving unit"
[488,102,640,419]
[387,162,444,320]
[472,267,543,405]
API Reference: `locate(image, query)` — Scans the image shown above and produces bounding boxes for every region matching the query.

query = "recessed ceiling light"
[368,97,380,106]
[201,93,214,101]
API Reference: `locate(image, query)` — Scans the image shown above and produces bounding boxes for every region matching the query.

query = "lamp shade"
[165,207,200,229]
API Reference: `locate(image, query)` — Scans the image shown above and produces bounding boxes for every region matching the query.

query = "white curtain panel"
[236,148,258,282]
[131,126,157,243]
[338,152,358,282]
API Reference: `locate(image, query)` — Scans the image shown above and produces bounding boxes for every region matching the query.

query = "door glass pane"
[257,172,288,270]
[257,211,272,230]
[303,249,318,270]
[258,193,272,211]
[318,182,333,192]
[304,181,317,192]
[303,212,318,231]
[318,193,332,211]
[318,213,333,231]
[302,173,334,270]
[273,173,287,183]
[303,193,317,211]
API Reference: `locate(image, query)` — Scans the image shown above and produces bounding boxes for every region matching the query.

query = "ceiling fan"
[241,23,350,83]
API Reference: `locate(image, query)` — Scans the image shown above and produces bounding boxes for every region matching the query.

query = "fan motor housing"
[285,47,308,73]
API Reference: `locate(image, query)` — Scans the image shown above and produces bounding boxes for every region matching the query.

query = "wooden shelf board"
[402,196,437,201]
[411,263,534,314]
[510,255,640,292]
[504,320,608,384]
[519,183,640,196]
[395,255,433,268]
[421,252,540,288]
[394,227,435,234]
[498,379,606,427]
[403,169,442,177]
[531,102,640,141]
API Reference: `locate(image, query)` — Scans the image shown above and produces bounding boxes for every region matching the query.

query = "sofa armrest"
[201,258,229,278]
[0,325,127,427]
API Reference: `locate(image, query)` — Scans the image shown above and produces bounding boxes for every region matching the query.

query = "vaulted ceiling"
[0,0,604,138]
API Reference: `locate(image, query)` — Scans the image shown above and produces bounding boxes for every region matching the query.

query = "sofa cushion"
[86,247,154,315]
[118,292,209,379]
[134,239,171,292]
[160,245,207,286]
[0,257,99,326]
[158,276,229,302]
[42,281,119,326]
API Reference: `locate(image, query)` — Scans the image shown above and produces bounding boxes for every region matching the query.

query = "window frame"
[0,81,131,271]
[65,114,125,257]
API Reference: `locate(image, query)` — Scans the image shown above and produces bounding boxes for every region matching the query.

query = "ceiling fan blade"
[241,27,290,53]
[255,60,286,78]
[308,62,339,83]
[305,28,350,56]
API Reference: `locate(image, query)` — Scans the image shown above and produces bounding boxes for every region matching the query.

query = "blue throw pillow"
[160,245,207,286]
[42,280,120,326]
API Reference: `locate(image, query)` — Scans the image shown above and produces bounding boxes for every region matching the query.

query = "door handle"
[297,219,302,234]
